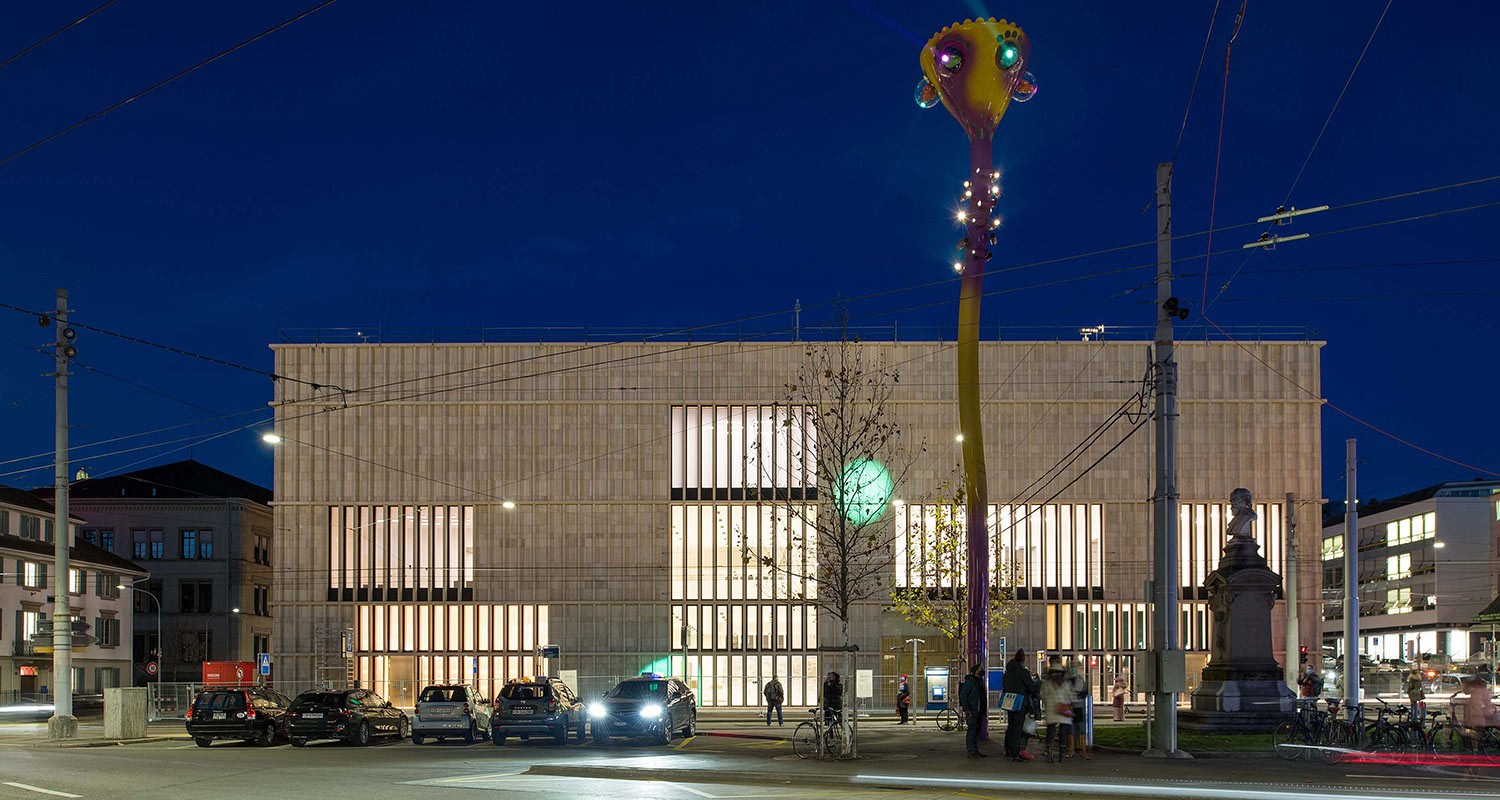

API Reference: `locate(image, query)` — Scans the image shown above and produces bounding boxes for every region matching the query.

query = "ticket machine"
[924,665,950,710]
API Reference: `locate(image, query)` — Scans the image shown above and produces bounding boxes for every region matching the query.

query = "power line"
[0,1,116,73]
[1200,313,1498,479]
[1169,0,1225,163]
[1282,0,1395,207]
[1198,0,1248,321]
[0,0,340,170]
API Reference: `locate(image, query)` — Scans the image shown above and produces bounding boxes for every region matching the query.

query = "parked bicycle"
[935,706,967,733]
[1272,698,1335,762]
[792,708,847,759]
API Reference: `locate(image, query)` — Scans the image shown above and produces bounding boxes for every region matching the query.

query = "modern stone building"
[269,337,1322,706]
[1320,479,1500,664]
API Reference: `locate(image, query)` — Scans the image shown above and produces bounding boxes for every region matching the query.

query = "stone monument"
[1180,488,1295,731]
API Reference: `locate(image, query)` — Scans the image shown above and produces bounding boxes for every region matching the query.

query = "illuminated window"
[894,503,1104,597]
[22,561,42,589]
[328,506,475,601]
[69,568,85,595]
[1385,512,1437,547]
[1044,602,1151,651]
[1386,553,1412,580]
[353,603,550,705]
[1180,501,1285,598]
[1386,588,1412,614]
[671,406,817,500]
[670,504,815,601]
[1321,535,1344,562]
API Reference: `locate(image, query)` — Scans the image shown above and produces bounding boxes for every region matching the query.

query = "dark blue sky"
[1,1,1496,503]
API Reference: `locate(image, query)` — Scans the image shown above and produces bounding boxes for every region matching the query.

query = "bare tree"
[745,326,919,758]
[889,481,1019,667]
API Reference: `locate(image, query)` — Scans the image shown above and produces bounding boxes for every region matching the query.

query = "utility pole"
[48,288,77,740]
[1284,493,1300,691]
[1147,162,1184,757]
[1343,439,1360,720]
[905,637,924,710]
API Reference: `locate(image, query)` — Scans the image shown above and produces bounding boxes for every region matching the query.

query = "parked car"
[412,684,490,744]
[491,676,584,745]
[286,689,408,746]
[185,686,292,747]
[587,674,696,746]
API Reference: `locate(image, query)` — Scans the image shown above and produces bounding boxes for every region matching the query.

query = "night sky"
[1,1,1496,505]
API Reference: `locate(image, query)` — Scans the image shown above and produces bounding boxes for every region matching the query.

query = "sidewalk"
[0,720,190,748]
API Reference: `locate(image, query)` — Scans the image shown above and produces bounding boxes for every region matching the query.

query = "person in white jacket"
[1039,658,1074,763]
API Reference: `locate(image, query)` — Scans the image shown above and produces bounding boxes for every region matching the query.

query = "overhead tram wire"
[0,300,336,395]
[0,0,341,171]
[1207,0,1395,314]
[0,1,117,73]
[1198,0,1248,326]
[1199,313,1500,479]
[1,178,1488,474]
[1,336,227,418]
[1169,0,1226,164]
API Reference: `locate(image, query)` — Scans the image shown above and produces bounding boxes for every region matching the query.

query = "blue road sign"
[540,645,560,659]
[259,653,272,675]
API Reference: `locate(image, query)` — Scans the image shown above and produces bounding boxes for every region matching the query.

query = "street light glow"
[261,432,282,444]
[502,500,517,510]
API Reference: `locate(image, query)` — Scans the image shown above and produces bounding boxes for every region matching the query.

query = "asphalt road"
[2,722,1499,800]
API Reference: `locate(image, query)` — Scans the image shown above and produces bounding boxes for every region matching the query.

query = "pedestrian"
[958,663,987,758]
[1002,648,1039,762]
[822,671,844,729]
[895,675,912,725]
[1111,674,1128,722]
[1297,665,1324,698]
[763,674,785,727]
[1405,667,1426,723]
[1065,661,1091,760]
[1039,657,1074,763]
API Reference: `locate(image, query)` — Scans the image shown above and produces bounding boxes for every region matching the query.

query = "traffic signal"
[1299,645,1309,665]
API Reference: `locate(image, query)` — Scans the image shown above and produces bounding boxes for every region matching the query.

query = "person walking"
[1040,658,1074,763]
[763,675,785,727]
[1405,667,1426,723]
[1065,661,1091,759]
[1111,675,1128,722]
[958,664,987,758]
[895,676,912,725]
[1002,649,1039,761]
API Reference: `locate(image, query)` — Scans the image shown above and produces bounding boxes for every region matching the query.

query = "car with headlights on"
[588,674,696,746]
[286,688,408,746]
[412,684,490,745]
[491,676,584,745]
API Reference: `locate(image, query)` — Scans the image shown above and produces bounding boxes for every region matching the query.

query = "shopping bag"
[1022,717,1038,736]
[998,692,1026,712]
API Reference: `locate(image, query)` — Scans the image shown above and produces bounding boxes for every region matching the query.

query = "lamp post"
[905,638,925,711]
[206,608,242,663]
[120,581,161,722]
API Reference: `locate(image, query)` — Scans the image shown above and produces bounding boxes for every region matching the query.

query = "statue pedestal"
[1180,533,1294,732]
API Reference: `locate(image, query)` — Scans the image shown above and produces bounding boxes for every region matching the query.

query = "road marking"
[2,782,82,799]
[672,736,696,750]
[671,786,716,798]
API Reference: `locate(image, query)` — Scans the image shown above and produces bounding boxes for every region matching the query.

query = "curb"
[697,731,787,742]
[27,735,191,749]
[1093,745,1275,760]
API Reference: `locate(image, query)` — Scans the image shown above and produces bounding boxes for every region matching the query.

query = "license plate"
[302,712,324,719]
[212,712,227,720]
[511,708,533,715]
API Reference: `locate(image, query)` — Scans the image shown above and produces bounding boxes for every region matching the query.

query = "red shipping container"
[202,661,256,686]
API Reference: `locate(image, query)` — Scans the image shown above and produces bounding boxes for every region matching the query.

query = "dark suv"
[588,675,696,745]
[186,686,292,747]
[490,677,584,745]
[286,689,408,746]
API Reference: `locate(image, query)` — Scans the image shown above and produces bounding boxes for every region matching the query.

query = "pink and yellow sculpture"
[916,18,1037,712]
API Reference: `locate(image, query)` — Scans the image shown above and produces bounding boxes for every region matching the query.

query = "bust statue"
[1227,487,1257,541]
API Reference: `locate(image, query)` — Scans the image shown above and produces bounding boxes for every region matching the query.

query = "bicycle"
[936,706,967,733]
[1362,698,1409,752]
[1272,698,1332,761]
[1403,709,1448,755]
[792,708,847,759]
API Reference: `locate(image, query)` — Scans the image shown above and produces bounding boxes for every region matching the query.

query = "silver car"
[411,684,491,744]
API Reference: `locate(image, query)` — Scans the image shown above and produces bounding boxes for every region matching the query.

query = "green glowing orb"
[833,459,894,525]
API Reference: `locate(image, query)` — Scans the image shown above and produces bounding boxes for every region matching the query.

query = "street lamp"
[905,638,925,713]
[119,580,162,722]
[205,608,241,663]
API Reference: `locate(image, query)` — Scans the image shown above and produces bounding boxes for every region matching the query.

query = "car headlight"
[640,703,664,719]
[588,704,608,719]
